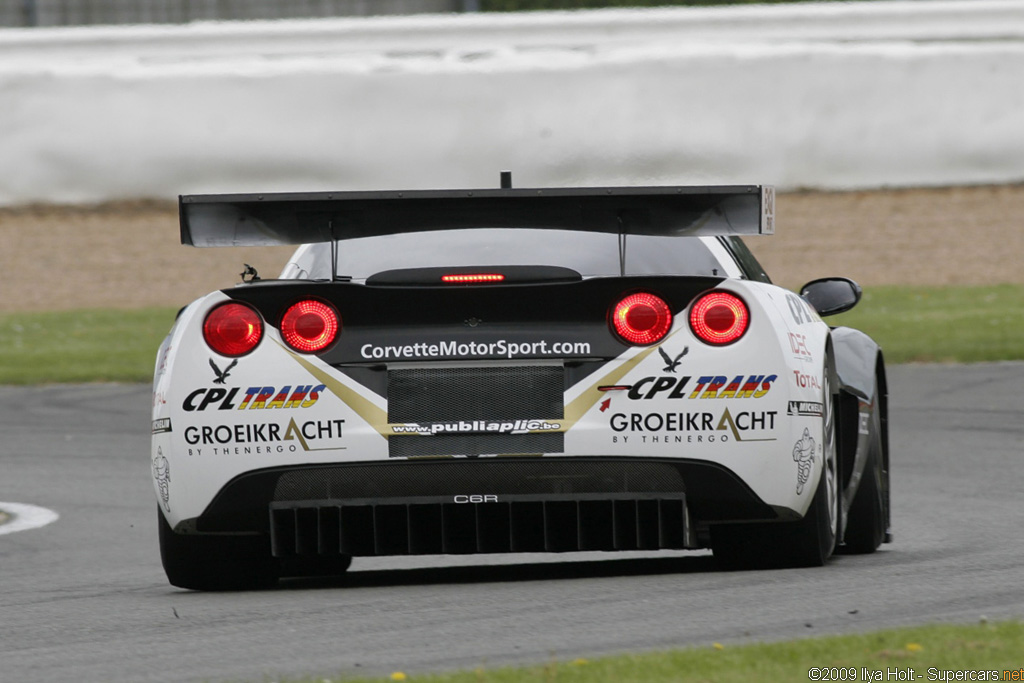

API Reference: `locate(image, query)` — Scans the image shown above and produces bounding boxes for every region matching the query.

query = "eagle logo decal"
[209,358,238,385]
[658,346,688,373]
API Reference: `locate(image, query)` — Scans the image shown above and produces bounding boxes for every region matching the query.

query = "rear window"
[283,229,733,281]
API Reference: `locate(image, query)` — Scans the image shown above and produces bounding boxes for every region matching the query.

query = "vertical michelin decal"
[153,447,171,511]
[792,428,815,494]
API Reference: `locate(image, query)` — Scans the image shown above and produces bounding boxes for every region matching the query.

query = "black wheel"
[839,405,888,554]
[712,356,839,569]
[158,508,279,591]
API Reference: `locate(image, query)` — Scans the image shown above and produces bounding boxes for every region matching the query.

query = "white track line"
[0,502,60,535]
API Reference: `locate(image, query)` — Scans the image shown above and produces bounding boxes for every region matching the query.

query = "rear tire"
[711,454,838,569]
[712,355,839,569]
[840,412,888,553]
[158,509,279,591]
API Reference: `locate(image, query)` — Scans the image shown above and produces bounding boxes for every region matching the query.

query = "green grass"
[267,621,1024,682]
[829,284,1024,364]
[2,284,1023,384]
[0,307,177,384]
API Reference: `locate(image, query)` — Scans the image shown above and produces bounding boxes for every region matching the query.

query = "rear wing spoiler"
[180,184,775,247]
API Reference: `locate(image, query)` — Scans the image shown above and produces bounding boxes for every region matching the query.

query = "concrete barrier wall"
[0,0,463,27]
[1,0,1022,205]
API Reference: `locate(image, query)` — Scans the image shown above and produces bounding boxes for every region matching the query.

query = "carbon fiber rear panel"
[273,459,685,500]
[269,496,694,557]
[386,364,565,457]
[387,365,563,423]
[196,458,778,535]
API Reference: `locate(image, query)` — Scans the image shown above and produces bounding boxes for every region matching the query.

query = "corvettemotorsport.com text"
[360,339,591,360]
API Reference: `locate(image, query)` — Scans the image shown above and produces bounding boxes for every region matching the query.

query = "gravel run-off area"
[1,184,1022,313]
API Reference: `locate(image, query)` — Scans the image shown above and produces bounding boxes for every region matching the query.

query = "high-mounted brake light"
[441,273,506,284]
[203,302,263,357]
[611,292,673,345]
[281,299,340,353]
[689,291,749,345]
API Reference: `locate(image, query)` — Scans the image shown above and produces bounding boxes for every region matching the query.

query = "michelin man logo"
[153,448,171,512]
[792,428,816,494]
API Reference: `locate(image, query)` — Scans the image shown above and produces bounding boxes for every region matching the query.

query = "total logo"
[604,374,776,401]
[182,385,326,412]
[792,371,821,390]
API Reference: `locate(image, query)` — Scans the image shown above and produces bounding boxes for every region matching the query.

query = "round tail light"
[611,292,673,345]
[203,302,263,357]
[689,291,749,345]
[281,300,340,353]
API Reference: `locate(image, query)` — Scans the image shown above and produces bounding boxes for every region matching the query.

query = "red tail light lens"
[281,300,339,353]
[611,292,673,345]
[689,291,749,345]
[203,302,263,357]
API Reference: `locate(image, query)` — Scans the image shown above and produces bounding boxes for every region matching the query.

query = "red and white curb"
[0,502,59,536]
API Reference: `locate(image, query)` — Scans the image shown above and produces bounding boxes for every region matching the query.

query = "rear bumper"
[182,457,780,556]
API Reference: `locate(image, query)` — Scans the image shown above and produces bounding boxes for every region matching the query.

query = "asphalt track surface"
[1,363,1022,683]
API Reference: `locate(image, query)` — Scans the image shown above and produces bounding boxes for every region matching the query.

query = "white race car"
[152,179,890,590]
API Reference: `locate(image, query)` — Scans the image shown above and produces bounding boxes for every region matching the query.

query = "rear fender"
[829,326,885,532]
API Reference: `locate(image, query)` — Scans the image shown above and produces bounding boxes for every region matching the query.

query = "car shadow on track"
[276,553,718,591]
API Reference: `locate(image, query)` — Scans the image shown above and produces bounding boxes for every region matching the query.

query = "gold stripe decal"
[283,332,676,438]
[283,344,389,437]
[563,333,679,424]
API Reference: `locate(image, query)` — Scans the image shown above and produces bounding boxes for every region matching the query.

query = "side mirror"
[799,277,862,317]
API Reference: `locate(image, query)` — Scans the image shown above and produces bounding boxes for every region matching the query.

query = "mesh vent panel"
[387,365,563,423]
